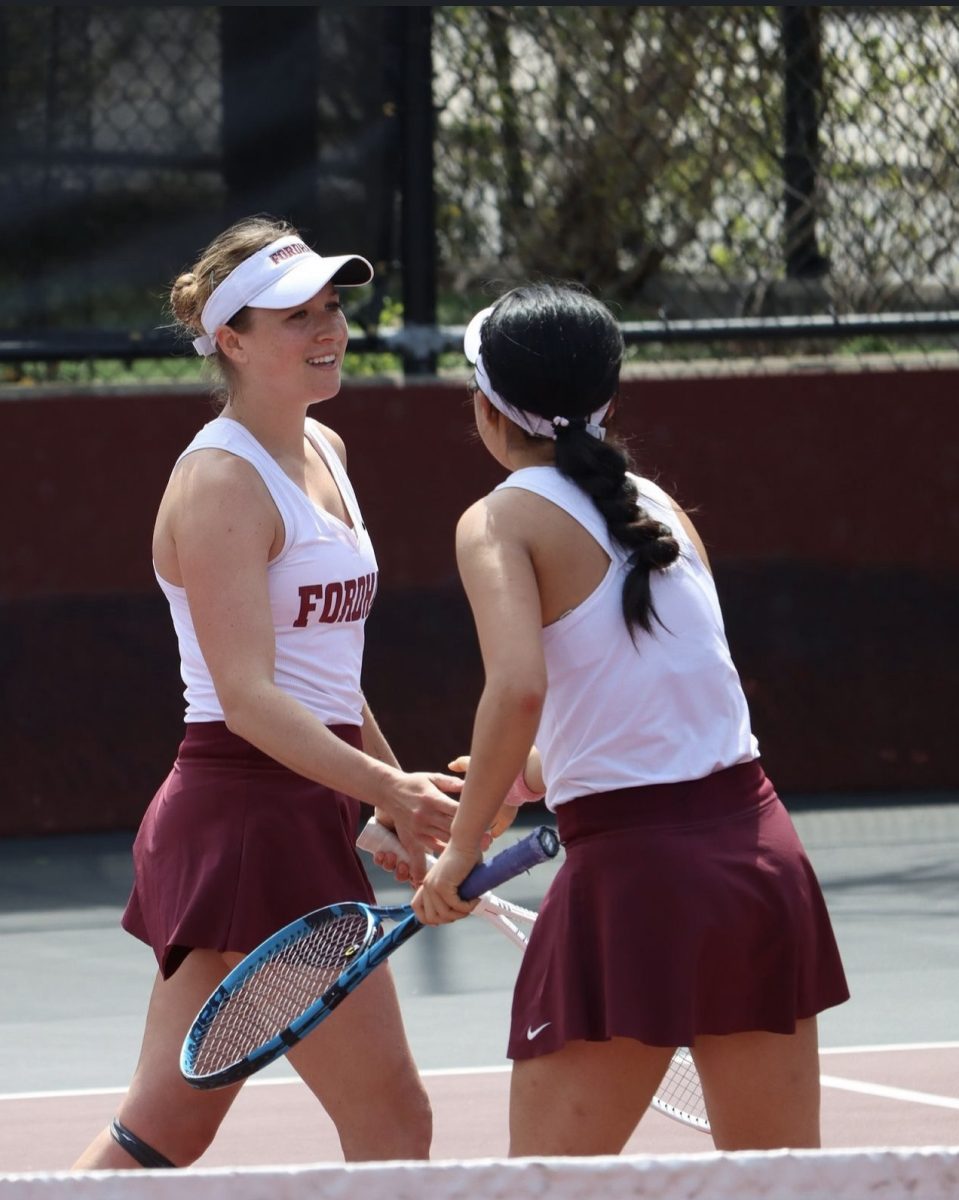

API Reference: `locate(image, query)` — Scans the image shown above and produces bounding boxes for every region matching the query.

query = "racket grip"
[459,826,560,900]
[357,819,436,869]
[357,818,409,863]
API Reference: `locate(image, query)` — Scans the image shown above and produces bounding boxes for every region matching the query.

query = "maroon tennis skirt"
[121,721,376,979]
[508,759,849,1059]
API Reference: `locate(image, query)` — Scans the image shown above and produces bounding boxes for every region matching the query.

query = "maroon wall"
[2,368,957,835]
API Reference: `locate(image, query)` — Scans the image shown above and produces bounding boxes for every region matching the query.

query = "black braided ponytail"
[480,283,680,635]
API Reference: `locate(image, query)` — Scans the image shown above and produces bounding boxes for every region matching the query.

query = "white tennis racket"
[356,818,710,1132]
[357,818,537,947]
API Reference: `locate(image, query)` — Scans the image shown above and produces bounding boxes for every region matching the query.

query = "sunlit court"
[2,6,958,1199]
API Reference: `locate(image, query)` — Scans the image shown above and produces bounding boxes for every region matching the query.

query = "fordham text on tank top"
[155,416,377,726]
[494,466,759,809]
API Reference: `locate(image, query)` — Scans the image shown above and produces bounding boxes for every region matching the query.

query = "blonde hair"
[170,215,298,394]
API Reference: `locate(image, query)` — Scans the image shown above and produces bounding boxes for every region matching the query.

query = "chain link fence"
[434,5,959,372]
[3,5,959,384]
[0,7,221,345]
[0,5,404,383]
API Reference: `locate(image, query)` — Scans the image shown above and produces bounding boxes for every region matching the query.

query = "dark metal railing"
[3,311,957,370]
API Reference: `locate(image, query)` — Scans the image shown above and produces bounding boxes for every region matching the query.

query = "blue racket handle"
[458,826,560,901]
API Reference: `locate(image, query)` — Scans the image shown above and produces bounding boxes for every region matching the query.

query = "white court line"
[3,1042,958,1105]
[0,1066,512,1103]
[820,1040,959,1055]
[820,1075,959,1111]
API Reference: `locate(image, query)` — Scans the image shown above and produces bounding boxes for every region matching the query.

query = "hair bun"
[170,272,202,327]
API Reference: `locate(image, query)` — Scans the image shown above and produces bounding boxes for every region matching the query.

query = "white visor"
[463,306,610,441]
[463,306,492,366]
[193,235,373,356]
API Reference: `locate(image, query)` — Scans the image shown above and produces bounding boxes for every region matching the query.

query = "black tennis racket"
[181,825,560,1089]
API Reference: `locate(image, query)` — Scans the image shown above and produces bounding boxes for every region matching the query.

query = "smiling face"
[222,281,350,407]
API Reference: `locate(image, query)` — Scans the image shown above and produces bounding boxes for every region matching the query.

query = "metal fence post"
[782,5,829,280]
[398,7,437,376]
[220,7,320,229]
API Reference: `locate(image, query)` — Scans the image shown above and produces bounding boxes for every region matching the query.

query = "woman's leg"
[72,950,245,1169]
[509,1038,676,1157]
[691,1017,822,1150]
[286,963,432,1161]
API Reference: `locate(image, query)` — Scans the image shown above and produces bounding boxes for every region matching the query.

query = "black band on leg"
[109,1117,177,1169]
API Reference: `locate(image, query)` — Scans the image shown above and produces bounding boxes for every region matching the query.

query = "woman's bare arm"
[169,451,458,853]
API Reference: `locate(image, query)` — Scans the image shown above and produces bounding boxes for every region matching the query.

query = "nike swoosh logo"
[526,1022,551,1040]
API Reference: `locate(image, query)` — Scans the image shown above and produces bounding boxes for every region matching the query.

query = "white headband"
[463,307,610,440]
[192,235,373,356]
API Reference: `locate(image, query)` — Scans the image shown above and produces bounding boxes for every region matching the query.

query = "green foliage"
[434,6,784,299]
[433,5,959,318]
[5,5,959,382]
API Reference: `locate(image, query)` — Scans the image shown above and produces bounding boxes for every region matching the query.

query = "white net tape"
[3,1147,957,1200]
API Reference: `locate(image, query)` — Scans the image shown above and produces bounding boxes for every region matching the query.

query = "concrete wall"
[2,367,957,835]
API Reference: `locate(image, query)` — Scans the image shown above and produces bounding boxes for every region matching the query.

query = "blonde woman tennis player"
[73,217,460,1170]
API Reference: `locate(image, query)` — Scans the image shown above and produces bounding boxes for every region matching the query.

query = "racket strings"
[653,1048,709,1128]
[190,913,371,1075]
[479,894,537,923]
[474,887,708,1132]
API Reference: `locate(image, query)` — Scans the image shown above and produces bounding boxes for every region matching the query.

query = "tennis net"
[3,1147,958,1199]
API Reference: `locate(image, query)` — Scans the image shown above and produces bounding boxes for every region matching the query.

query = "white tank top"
[495,467,759,808]
[156,416,377,726]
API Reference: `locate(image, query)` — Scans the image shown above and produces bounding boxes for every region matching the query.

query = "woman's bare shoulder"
[161,447,278,532]
[307,417,347,467]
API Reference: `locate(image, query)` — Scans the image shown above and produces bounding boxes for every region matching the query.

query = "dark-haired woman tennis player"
[413,282,848,1155]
